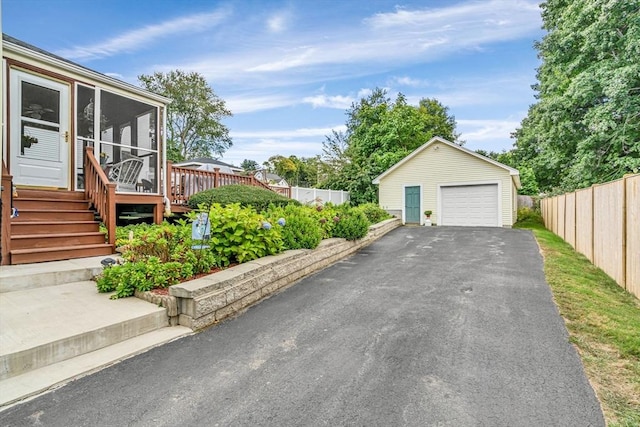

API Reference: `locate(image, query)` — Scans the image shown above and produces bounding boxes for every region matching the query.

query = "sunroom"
[1,34,169,264]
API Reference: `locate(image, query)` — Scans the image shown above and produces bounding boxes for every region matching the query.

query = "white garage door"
[440,184,499,226]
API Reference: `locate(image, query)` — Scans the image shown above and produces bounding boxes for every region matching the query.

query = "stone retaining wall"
[139,218,400,330]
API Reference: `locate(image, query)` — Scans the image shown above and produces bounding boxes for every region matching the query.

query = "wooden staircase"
[9,189,114,264]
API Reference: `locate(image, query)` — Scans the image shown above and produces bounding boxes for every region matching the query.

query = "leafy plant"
[266,204,322,249]
[309,202,349,239]
[199,203,284,266]
[356,203,393,224]
[96,257,187,299]
[117,222,189,263]
[332,205,370,240]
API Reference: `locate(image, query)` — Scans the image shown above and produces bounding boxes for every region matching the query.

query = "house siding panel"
[378,141,515,226]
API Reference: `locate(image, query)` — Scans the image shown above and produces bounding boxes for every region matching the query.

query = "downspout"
[161,106,171,217]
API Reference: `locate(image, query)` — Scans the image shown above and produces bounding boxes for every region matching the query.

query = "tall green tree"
[240,159,259,171]
[138,70,232,162]
[322,88,458,204]
[513,0,640,192]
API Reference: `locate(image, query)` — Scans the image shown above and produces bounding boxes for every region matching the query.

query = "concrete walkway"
[0,227,604,426]
[0,257,191,408]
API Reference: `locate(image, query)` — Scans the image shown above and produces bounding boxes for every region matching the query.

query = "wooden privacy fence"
[540,174,639,299]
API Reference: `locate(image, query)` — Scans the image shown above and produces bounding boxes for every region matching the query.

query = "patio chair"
[108,156,143,192]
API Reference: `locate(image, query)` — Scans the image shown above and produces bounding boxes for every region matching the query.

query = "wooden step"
[11,209,96,222]
[13,198,90,211]
[10,221,102,235]
[14,189,87,200]
[11,232,107,250]
[10,244,114,265]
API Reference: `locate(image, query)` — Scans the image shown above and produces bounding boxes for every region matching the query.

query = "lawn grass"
[515,213,640,426]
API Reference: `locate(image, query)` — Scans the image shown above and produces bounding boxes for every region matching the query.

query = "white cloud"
[56,8,230,60]
[366,1,539,29]
[225,94,299,114]
[303,94,354,109]
[457,118,522,141]
[392,76,429,87]
[151,1,541,88]
[231,125,346,140]
[267,11,290,33]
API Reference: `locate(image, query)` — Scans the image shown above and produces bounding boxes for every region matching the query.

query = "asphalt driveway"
[0,227,604,426]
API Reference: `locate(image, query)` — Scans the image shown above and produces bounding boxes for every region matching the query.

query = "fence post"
[622,175,628,290]
[591,185,595,264]
[166,161,173,200]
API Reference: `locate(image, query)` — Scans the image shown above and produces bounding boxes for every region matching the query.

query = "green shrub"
[203,203,284,266]
[95,257,184,299]
[309,203,339,239]
[354,203,392,224]
[187,184,299,212]
[117,222,189,263]
[332,206,370,240]
[266,204,323,250]
[516,207,544,225]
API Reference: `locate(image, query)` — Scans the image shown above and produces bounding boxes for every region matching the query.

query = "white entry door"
[10,71,70,188]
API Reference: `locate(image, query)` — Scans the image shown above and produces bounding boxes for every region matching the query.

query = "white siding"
[378,141,516,226]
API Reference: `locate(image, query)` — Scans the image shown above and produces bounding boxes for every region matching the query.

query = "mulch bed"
[150,264,236,295]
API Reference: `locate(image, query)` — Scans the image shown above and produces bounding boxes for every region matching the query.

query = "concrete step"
[0,281,171,381]
[0,326,191,408]
[0,255,111,293]
[0,258,192,409]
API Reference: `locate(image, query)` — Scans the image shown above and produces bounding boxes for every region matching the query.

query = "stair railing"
[84,146,117,246]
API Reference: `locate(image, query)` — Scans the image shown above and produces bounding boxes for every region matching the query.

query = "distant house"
[373,136,521,227]
[254,170,289,188]
[173,158,242,175]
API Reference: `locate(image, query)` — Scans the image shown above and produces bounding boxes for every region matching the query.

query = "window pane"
[77,85,94,139]
[100,91,157,151]
[21,81,60,124]
[98,90,159,193]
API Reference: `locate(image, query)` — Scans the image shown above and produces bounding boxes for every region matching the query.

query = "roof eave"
[3,37,171,105]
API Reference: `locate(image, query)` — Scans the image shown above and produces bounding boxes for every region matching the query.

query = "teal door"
[405,186,420,223]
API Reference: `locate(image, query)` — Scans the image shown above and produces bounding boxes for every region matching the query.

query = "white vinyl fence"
[291,187,350,205]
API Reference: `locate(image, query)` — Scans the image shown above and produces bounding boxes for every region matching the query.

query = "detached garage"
[373,137,521,227]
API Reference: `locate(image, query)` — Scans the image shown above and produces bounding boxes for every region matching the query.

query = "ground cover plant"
[515,209,640,427]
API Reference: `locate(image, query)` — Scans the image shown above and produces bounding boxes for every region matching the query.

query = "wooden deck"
[167,161,290,211]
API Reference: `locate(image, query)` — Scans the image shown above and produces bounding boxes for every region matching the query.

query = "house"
[1,34,170,264]
[0,35,290,265]
[173,158,243,175]
[254,170,289,188]
[372,136,521,227]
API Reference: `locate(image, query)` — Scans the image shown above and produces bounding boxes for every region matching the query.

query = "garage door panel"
[441,184,498,227]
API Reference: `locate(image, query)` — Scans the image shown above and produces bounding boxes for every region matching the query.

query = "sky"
[1,0,545,167]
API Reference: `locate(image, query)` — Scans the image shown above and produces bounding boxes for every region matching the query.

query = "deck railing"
[84,146,117,246]
[167,162,291,207]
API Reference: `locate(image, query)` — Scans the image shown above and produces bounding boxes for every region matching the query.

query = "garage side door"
[441,184,499,226]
